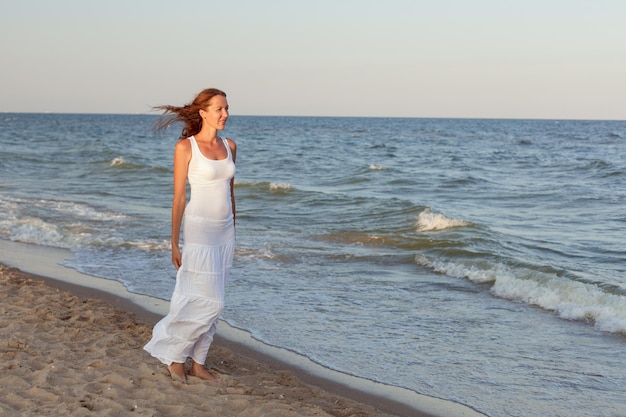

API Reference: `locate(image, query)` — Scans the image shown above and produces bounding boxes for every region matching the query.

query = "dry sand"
[0,263,431,417]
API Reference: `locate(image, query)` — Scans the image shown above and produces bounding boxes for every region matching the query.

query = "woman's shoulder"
[176,137,193,147]
[223,137,236,150]
[174,137,192,155]
[223,137,236,162]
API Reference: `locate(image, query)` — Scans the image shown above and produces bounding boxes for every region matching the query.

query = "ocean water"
[1,113,625,417]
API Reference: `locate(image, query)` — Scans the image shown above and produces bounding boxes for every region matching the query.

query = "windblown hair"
[153,88,227,139]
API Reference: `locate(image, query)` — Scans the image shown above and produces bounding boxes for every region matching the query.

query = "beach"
[2,114,624,417]
[0,262,438,417]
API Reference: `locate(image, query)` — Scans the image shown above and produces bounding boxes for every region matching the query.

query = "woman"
[144,88,236,382]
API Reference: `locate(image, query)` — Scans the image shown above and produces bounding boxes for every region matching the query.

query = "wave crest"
[110,157,126,167]
[269,183,294,192]
[369,164,386,170]
[415,255,626,334]
[416,209,470,232]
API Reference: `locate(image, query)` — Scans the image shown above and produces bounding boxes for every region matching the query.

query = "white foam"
[123,239,171,252]
[1,196,127,222]
[2,216,67,247]
[416,209,471,232]
[0,196,164,251]
[110,156,126,167]
[415,255,626,334]
[269,182,293,191]
[492,272,626,334]
[51,200,128,221]
[235,245,281,263]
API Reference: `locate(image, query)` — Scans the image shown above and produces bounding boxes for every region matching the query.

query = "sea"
[1,113,624,417]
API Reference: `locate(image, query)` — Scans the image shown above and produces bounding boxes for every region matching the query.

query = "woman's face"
[201,95,229,130]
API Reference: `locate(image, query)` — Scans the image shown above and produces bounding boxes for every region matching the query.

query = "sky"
[1,0,625,119]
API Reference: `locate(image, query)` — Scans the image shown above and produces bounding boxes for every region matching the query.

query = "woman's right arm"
[171,139,191,269]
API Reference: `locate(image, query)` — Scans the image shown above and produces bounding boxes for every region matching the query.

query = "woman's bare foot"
[189,362,216,381]
[167,362,187,383]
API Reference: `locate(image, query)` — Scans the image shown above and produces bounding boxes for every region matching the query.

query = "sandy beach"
[0,263,433,417]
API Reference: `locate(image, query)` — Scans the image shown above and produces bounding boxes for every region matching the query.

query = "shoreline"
[0,239,485,417]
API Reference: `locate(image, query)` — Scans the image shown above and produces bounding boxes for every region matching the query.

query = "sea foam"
[415,209,470,232]
[110,156,126,167]
[0,196,167,252]
[269,183,294,191]
[415,255,626,334]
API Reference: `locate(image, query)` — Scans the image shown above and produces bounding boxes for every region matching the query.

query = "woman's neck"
[194,127,219,143]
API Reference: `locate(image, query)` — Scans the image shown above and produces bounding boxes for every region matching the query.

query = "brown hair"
[153,88,227,139]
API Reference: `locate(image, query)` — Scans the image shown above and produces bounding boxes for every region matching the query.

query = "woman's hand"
[172,246,182,270]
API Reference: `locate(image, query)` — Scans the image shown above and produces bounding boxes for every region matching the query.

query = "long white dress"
[144,136,235,365]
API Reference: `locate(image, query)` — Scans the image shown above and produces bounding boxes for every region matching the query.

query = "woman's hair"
[153,88,227,139]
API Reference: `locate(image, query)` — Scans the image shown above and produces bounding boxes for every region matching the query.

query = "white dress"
[144,136,236,365]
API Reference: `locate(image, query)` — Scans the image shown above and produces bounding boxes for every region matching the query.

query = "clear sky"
[1,0,625,119]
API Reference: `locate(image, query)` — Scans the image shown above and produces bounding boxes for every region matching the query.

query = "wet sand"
[1,263,435,417]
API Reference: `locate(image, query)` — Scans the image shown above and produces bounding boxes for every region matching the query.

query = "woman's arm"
[171,139,191,269]
[228,138,237,227]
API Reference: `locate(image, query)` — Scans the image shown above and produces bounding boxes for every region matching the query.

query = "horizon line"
[1,111,625,123]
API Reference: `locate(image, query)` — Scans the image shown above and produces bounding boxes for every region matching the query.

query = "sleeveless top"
[185,136,236,221]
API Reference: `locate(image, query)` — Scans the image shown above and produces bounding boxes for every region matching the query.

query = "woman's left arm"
[228,138,237,226]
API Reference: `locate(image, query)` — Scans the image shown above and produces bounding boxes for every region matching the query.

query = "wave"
[106,156,169,173]
[309,200,626,335]
[368,164,386,170]
[415,255,626,335]
[235,181,298,196]
[1,196,127,222]
[311,206,471,251]
[0,212,169,252]
[109,156,127,167]
[0,196,169,252]
[580,159,625,179]
[314,231,389,246]
[235,245,295,264]
[415,209,471,232]
[269,183,294,192]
